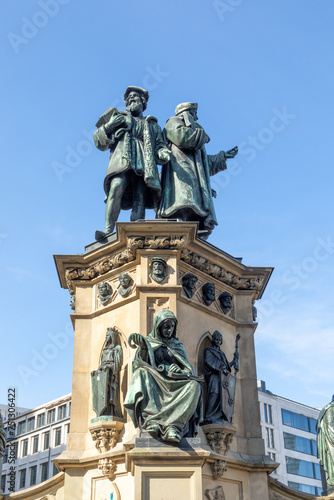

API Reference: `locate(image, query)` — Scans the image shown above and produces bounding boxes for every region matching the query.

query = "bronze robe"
[157,113,227,231]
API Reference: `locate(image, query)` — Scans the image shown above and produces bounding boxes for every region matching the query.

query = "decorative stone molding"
[202,422,236,455]
[89,420,124,453]
[64,233,265,295]
[98,458,116,479]
[66,235,186,294]
[181,248,263,291]
[206,486,226,500]
[210,459,228,479]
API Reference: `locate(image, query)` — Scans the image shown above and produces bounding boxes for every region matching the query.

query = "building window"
[27,416,35,431]
[47,409,55,424]
[68,402,71,416]
[286,456,321,479]
[22,439,28,457]
[32,435,39,453]
[265,427,275,448]
[264,403,273,424]
[17,420,26,435]
[37,413,45,428]
[58,405,66,420]
[19,469,26,489]
[43,432,50,450]
[288,481,322,496]
[30,466,37,486]
[54,427,62,446]
[3,446,8,464]
[65,424,70,443]
[53,463,59,476]
[284,432,317,456]
[270,428,275,448]
[282,409,317,434]
[1,475,6,493]
[41,463,48,483]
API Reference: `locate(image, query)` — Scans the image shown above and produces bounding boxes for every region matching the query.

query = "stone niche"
[49,220,288,500]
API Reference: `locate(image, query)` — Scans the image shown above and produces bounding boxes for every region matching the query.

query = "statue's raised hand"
[128,333,147,349]
[225,146,238,159]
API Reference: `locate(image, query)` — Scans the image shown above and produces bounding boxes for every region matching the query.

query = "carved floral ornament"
[210,460,228,479]
[98,458,116,479]
[203,427,236,455]
[90,426,122,453]
[206,486,226,500]
[65,235,264,295]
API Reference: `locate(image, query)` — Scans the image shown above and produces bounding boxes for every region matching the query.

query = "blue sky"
[1,0,333,411]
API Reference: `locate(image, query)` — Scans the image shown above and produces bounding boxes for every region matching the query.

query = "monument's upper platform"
[54,221,273,300]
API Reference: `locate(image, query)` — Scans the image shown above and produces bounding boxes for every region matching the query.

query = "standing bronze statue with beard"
[94,86,171,240]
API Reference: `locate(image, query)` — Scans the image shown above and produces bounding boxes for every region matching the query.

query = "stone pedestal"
[89,419,124,453]
[201,422,237,455]
[127,438,210,500]
[32,220,313,500]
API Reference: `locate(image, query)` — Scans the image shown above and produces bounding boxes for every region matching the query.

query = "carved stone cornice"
[210,459,228,478]
[98,457,116,479]
[202,422,236,455]
[89,420,124,453]
[54,222,273,299]
[65,235,187,294]
[181,248,263,292]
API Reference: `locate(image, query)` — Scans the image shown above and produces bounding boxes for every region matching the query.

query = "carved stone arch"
[195,331,212,413]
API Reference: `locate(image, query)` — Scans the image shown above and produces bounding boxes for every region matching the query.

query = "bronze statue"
[149,257,168,283]
[94,86,171,239]
[218,291,233,315]
[117,273,133,298]
[181,273,198,299]
[69,295,75,311]
[124,310,203,442]
[202,282,216,306]
[317,395,334,488]
[98,282,112,306]
[91,328,123,418]
[203,331,240,424]
[157,102,238,239]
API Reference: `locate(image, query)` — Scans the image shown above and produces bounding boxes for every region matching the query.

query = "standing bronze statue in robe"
[124,309,203,442]
[203,331,240,424]
[317,395,334,489]
[94,86,171,239]
[157,102,238,239]
[91,328,123,418]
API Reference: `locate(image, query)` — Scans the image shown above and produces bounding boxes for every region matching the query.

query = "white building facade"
[258,380,323,496]
[0,394,71,495]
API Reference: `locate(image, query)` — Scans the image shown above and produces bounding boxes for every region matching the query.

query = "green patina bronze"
[91,328,123,418]
[94,86,171,239]
[124,309,203,443]
[157,102,238,239]
[317,396,334,486]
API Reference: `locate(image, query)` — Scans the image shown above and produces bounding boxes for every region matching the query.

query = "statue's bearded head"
[124,86,149,115]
